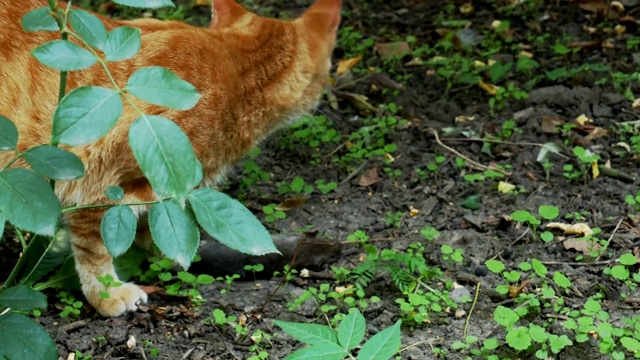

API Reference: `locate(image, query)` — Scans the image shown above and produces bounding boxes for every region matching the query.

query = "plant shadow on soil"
[4,0,640,359]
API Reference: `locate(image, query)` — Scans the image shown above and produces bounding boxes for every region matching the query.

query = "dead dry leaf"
[478,79,498,96]
[337,56,362,75]
[547,222,594,236]
[356,168,380,187]
[541,115,564,133]
[374,41,412,60]
[275,197,309,211]
[563,238,601,255]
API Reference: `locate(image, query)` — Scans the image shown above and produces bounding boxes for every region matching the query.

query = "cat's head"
[210,0,341,111]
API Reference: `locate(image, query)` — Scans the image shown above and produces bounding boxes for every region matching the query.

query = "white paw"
[86,282,148,317]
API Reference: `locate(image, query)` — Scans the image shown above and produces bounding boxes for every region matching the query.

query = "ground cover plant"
[5,0,640,359]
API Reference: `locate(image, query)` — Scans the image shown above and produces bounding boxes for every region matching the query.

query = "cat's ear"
[302,0,341,34]
[210,0,248,28]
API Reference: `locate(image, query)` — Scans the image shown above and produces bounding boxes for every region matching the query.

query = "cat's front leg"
[67,209,148,317]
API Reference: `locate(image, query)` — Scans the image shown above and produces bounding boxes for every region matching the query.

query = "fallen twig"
[428,128,511,176]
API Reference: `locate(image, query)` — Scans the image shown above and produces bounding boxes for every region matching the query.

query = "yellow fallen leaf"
[337,56,362,75]
[491,20,502,29]
[459,3,474,14]
[455,115,475,123]
[592,161,599,179]
[409,206,420,217]
[517,51,534,59]
[194,0,209,6]
[547,222,593,236]
[474,60,486,67]
[575,114,592,125]
[478,79,498,96]
[498,181,516,194]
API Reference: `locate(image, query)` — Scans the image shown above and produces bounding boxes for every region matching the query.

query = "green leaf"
[272,320,338,346]
[21,7,59,32]
[112,0,175,9]
[549,334,572,354]
[149,199,199,269]
[531,258,548,277]
[338,308,366,351]
[510,210,534,223]
[494,305,519,327]
[284,343,347,360]
[553,271,572,289]
[52,86,123,146]
[20,231,71,286]
[0,115,18,150]
[105,186,125,201]
[619,252,638,266]
[129,115,202,199]
[188,188,278,256]
[538,205,559,220]
[101,205,137,258]
[31,40,96,71]
[484,259,505,274]
[126,67,201,110]
[0,169,60,236]
[33,256,80,291]
[505,326,531,351]
[357,320,401,360]
[0,211,4,241]
[23,146,84,181]
[0,285,47,311]
[70,10,107,50]
[0,312,58,360]
[104,27,141,61]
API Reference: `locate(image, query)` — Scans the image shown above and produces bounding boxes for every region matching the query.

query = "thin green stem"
[1,151,26,171]
[1,231,33,290]
[66,31,148,119]
[61,200,161,214]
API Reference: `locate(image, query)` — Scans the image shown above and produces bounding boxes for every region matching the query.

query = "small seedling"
[273,308,401,359]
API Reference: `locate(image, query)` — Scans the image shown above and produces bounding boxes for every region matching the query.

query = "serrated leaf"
[0,115,18,151]
[105,186,125,201]
[272,320,338,347]
[188,188,277,256]
[112,0,175,9]
[0,285,47,311]
[70,10,107,50]
[52,86,123,146]
[101,205,137,258]
[32,40,96,71]
[0,312,58,360]
[126,66,201,110]
[0,169,60,236]
[149,199,199,269]
[104,26,140,61]
[23,146,85,181]
[21,7,59,32]
[284,343,348,360]
[357,320,401,360]
[338,308,366,351]
[129,115,201,199]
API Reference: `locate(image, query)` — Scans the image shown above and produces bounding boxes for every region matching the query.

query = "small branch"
[428,128,511,176]
[463,282,481,338]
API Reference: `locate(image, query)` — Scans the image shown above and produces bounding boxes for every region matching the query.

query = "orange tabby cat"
[0,0,340,317]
